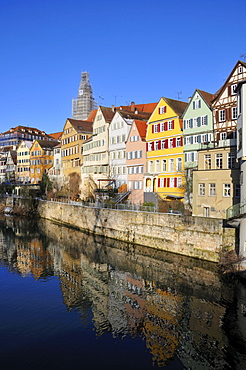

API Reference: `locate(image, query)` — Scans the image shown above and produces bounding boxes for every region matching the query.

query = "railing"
[49,198,157,213]
[226,202,246,219]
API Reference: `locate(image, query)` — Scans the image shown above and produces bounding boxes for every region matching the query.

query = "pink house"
[126,119,147,204]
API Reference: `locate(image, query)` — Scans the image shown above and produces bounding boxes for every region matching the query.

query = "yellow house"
[145,97,187,200]
[61,118,93,180]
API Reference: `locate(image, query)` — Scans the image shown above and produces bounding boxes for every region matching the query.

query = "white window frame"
[223,183,231,197]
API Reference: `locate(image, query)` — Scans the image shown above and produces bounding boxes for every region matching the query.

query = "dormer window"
[238,66,243,74]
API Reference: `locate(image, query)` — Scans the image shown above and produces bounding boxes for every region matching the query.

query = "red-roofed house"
[126,119,147,204]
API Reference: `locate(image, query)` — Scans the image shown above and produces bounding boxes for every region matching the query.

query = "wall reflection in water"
[1,216,246,369]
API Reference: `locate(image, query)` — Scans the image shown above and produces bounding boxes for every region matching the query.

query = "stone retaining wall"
[37,199,236,263]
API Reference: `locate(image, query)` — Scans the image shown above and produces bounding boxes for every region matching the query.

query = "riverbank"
[0,196,237,264]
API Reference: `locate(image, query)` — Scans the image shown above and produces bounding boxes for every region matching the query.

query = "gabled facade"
[183,89,214,170]
[60,118,93,180]
[192,146,240,218]
[145,97,187,200]
[212,60,246,146]
[109,110,150,188]
[126,120,147,204]
[82,106,115,180]
[16,141,32,183]
[30,140,59,184]
[48,143,64,188]
[5,150,17,182]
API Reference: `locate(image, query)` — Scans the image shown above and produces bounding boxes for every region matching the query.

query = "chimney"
[111,105,115,112]
[130,101,135,112]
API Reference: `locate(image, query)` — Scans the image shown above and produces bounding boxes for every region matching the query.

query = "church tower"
[72,72,97,120]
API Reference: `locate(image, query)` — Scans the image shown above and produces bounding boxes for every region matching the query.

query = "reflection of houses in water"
[59,250,83,310]
[143,287,183,367]
[79,254,110,335]
[16,238,52,278]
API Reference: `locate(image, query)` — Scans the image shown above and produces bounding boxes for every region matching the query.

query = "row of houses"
[1,60,246,218]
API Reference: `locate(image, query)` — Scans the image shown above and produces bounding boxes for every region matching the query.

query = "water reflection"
[1,215,246,369]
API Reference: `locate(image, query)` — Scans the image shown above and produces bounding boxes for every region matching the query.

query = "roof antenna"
[176,92,182,100]
[240,54,246,61]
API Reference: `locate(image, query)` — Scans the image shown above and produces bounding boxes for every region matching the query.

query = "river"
[0,215,246,369]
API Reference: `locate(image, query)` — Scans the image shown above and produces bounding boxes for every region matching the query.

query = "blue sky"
[0,0,246,135]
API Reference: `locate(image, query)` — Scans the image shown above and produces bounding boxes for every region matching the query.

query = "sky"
[0,0,246,135]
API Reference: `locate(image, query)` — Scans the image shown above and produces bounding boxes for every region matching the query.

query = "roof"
[163,97,188,116]
[118,110,151,121]
[66,118,93,133]
[134,120,147,140]
[119,102,158,113]
[100,106,116,122]
[34,140,59,149]
[1,125,47,136]
[86,109,97,122]
[49,132,62,140]
[196,89,214,106]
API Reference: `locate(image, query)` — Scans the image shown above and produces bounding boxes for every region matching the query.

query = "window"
[223,183,231,197]
[156,160,160,172]
[169,158,174,172]
[238,66,243,74]
[228,153,236,169]
[177,158,182,171]
[169,138,173,148]
[193,100,201,109]
[199,183,205,196]
[209,183,216,196]
[154,124,159,133]
[176,137,181,147]
[231,84,237,95]
[204,154,211,169]
[160,122,164,132]
[216,153,223,169]
[149,161,154,173]
[232,107,237,120]
[201,115,207,126]
[177,177,182,188]
[185,136,191,145]
[219,110,225,122]
[235,184,240,198]
[168,121,173,130]
[159,106,166,114]
[155,141,159,150]
[220,132,227,140]
[162,159,167,171]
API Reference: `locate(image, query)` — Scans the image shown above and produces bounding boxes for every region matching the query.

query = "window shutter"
[215,111,219,123]
[227,108,231,120]
[158,140,161,150]
[172,120,174,129]
[190,118,193,128]
[197,117,201,127]
[198,135,201,143]
[158,123,160,132]
[193,101,195,109]
[152,125,154,133]
[173,138,176,147]
[152,142,154,151]
[164,178,166,187]
[167,178,170,187]
[180,137,183,146]
[158,178,160,187]
[146,143,148,152]
[228,86,231,96]
[165,139,168,149]
[164,121,168,131]
[174,178,177,187]
[190,136,193,144]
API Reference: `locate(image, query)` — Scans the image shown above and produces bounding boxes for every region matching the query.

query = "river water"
[1,216,246,369]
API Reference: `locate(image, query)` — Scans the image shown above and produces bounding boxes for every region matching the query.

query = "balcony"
[218,138,237,148]
[226,202,246,219]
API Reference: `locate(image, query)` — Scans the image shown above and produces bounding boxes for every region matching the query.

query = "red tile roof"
[67,118,93,133]
[134,120,147,140]
[197,89,214,106]
[49,132,63,140]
